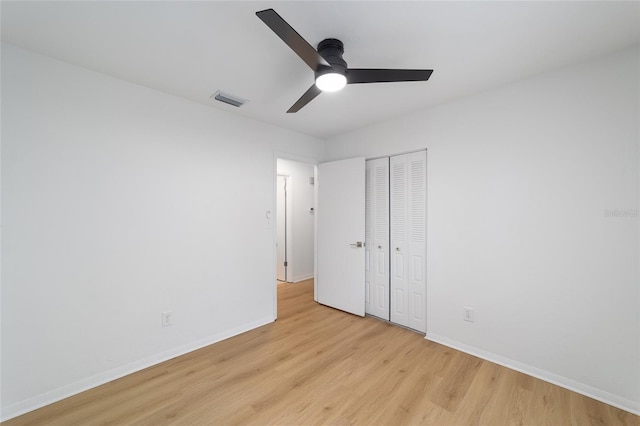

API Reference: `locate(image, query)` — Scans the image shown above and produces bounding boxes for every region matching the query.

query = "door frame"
[272,152,318,319]
[276,174,292,282]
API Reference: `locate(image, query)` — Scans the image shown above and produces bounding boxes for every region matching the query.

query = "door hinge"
[284,261,288,267]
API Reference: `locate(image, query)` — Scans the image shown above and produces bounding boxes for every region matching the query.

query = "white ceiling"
[2,1,639,139]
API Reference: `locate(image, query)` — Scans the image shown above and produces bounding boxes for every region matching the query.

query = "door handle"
[350,242,364,248]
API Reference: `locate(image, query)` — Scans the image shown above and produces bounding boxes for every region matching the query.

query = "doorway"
[275,158,316,288]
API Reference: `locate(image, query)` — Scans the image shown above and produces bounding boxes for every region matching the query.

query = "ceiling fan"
[256,9,434,113]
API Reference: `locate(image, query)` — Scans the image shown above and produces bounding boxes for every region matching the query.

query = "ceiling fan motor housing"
[316,38,347,78]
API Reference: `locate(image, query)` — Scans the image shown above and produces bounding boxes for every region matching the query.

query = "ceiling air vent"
[211,90,248,108]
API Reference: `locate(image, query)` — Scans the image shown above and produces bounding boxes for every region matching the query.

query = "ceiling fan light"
[315,72,347,92]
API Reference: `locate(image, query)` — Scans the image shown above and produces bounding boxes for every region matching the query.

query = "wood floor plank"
[455,360,504,425]
[3,279,638,426]
[431,351,483,412]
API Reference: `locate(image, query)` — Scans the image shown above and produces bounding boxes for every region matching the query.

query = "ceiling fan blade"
[287,84,322,113]
[256,9,329,71]
[347,69,433,84]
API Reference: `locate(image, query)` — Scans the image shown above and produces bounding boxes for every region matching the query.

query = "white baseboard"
[1,316,275,422]
[425,333,640,416]
[293,273,314,282]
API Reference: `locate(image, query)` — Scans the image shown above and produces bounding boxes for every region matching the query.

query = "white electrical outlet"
[161,311,173,327]
[463,307,475,322]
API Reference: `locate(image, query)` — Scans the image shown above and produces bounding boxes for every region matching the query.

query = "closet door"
[390,151,426,332]
[406,151,426,332]
[365,158,390,320]
[390,155,409,327]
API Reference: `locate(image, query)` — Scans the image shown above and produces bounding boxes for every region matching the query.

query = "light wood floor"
[4,280,638,425]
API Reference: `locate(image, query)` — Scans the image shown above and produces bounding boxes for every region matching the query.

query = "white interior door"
[390,155,409,326]
[390,151,426,332]
[406,151,427,332]
[365,158,390,320]
[317,157,366,316]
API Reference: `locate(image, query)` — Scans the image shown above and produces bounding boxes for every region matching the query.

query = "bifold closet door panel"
[390,154,409,327]
[390,151,426,332]
[406,151,426,333]
[365,158,390,320]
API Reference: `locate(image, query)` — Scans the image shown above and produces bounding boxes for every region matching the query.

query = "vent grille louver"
[211,90,248,108]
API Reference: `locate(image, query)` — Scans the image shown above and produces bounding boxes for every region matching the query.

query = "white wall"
[325,46,640,414]
[0,44,324,419]
[276,159,315,282]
